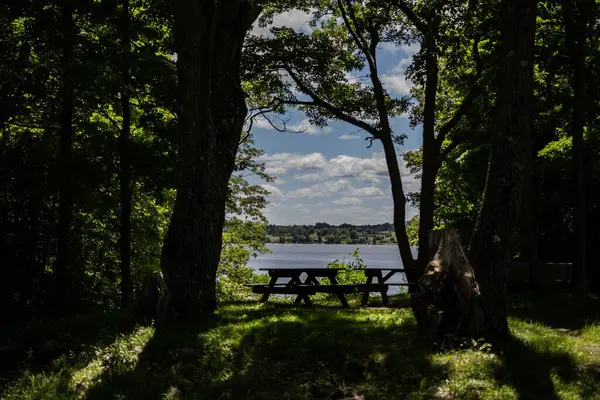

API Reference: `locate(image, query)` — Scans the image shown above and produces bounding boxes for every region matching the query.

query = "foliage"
[218,138,273,302]
[327,248,368,286]
[0,0,271,320]
[3,295,600,399]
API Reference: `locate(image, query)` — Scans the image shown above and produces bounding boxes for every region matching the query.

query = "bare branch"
[365,136,378,148]
[246,102,311,134]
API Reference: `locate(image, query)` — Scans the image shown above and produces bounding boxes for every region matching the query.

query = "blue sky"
[248,10,423,225]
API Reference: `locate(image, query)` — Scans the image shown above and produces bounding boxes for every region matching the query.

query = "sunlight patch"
[69,326,154,396]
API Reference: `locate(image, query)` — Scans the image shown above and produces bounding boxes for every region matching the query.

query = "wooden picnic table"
[247,267,413,308]
[257,267,349,307]
[362,268,409,306]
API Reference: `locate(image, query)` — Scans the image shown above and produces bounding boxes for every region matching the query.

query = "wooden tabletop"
[258,267,404,271]
[258,267,342,272]
[363,268,405,271]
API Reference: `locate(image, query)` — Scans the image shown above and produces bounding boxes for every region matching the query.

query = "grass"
[2,294,600,400]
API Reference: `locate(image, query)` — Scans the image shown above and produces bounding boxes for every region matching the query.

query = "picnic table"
[246,267,413,308]
[362,268,408,306]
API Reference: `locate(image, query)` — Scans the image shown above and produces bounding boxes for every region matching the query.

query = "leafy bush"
[217,218,270,302]
[326,248,367,298]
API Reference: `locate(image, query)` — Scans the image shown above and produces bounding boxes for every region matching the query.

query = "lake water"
[248,244,419,291]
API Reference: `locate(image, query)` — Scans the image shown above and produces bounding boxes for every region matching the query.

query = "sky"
[248,10,423,226]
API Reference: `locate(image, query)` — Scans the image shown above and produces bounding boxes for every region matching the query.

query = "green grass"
[2,294,600,399]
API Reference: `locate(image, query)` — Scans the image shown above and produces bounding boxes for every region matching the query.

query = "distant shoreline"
[265,243,399,246]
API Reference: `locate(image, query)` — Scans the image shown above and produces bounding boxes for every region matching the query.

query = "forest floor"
[2,294,600,400]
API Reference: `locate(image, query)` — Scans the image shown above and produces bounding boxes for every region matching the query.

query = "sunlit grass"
[2,295,600,399]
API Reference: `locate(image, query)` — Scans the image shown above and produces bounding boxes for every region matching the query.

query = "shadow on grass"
[494,334,579,400]
[0,310,137,394]
[509,293,600,330]
[83,305,447,399]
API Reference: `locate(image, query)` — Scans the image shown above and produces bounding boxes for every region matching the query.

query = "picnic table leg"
[361,275,373,306]
[329,276,349,308]
[261,275,278,303]
[298,272,315,305]
[376,271,389,306]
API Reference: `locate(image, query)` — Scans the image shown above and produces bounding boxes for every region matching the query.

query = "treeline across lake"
[265,223,398,245]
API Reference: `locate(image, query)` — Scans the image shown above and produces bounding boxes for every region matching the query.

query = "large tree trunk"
[562,0,588,296]
[411,229,484,341]
[119,0,133,309]
[521,123,545,292]
[468,0,536,341]
[417,37,439,274]
[55,2,76,313]
[381,136,417,285]
[160,0,261,321]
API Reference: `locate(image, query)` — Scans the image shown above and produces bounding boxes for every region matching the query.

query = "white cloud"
[252,116,331,136]
[265,166,287,175]
[339,133,361,140]
[378,43,420,97]
[333,197,363,206]
[326,154,388,182]
[252,10,313,37]
[260,184,284,198]
[352,186,385,198]
[260,151,419,185]
[381,74,412,96]
[258,151,421,224]
[272,177,286,185]
[259,152,328,173]
[294,172,323,182]
[287,179,353,198]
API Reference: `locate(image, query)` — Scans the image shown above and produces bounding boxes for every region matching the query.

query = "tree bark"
[411,228,484,341]
[468,0,536,341]
[119,0,133,309]
[521,121,545,292]
[381,136,417,284]
[562,0,588,296]
[160,0,261,321]
[55,2,76,313]
[417,36,439,274]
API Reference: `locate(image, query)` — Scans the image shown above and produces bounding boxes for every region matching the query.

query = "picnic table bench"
[246,267,414,308]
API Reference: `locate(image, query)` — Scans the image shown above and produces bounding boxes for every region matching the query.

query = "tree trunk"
[468,0,536,341]
[562,0,588,296]
[55,2,76,313]
[411,228,484,341]
[119,0,133,309]
[381,135,417,286]
[417,37,439,274]
[521,122,545,292]
[160,0,261,321]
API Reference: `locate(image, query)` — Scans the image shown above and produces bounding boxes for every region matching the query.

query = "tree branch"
[438,139,461,165]
[435,86,480,146]
[283,67,380,135]
[396,0,428,34]
[337,0,369,54]
[365,136,378,148]
[435,37,484,153]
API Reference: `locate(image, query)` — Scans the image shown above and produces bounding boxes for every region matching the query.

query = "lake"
[248,244,419,290]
